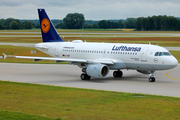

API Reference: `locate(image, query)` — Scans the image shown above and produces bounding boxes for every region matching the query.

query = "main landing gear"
[80,73,91,80]
[113,70,123,78]
[149,71,155,82]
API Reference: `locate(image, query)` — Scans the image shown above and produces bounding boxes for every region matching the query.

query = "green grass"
[170,51,180,63]
[0,110,55,120]
[0,81,180,120]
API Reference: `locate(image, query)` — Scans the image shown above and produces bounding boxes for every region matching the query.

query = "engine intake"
[86,64,109,78]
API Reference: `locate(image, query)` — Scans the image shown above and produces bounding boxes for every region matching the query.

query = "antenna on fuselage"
[149,42,151,45]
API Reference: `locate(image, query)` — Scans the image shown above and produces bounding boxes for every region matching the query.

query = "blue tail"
[38,9,65,42]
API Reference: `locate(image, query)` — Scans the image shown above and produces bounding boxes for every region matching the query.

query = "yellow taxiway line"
[166,71,180,81]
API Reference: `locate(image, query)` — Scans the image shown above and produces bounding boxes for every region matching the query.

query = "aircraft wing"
[3,54,114,65]
[87,59,114,64]
[14,56,87,63]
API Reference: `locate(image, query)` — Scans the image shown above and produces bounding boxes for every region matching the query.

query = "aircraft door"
[55,44,61,57]
[141,48,149,62]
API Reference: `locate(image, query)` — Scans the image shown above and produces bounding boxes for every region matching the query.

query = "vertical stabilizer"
[38,9,65,42]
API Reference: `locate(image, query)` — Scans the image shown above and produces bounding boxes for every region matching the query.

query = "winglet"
[3,53,7,59]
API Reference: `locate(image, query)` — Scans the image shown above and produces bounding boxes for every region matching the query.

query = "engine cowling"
[86,64,109,78]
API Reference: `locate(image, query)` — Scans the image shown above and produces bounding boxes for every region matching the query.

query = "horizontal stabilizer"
[3,53,16,59]
[35,45,49,49]
[3,53,7,59]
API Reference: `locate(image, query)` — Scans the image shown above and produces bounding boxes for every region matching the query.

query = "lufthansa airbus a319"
[4,9,178,82]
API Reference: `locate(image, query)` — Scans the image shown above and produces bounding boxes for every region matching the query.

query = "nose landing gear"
[149,71,155,82]
[149,77,155,82]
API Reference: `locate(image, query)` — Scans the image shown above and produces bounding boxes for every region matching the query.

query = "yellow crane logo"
[41,18,50,33]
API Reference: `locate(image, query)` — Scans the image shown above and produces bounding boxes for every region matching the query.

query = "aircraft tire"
[113,71,123,77]
[118,71,123,77]
[113,71,118,77]
[81,73,86,80]
[81,73,91,80]
[86,75,91,80]
[149,77,155,82]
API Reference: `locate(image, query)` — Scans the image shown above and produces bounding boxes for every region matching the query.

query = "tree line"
[136,15,180,31]
[0,13,180,31]
[0,18,36,29]
[54,13,137,29]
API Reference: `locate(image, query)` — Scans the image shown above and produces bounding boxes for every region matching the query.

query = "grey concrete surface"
[0,63,180,97]
[165,47,180,51]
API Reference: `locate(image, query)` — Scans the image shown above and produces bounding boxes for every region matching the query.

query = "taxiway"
[0,63,179,97]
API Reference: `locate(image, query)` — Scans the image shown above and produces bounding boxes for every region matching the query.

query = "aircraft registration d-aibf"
[4,9,178,82]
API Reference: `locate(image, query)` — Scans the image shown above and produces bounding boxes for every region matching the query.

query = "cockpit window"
[154,52,171,56]
[159,52,163,56]
[155,52,159,56]
[163,52,171,56]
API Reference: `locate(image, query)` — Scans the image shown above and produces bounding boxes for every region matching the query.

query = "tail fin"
[38,9,65,42]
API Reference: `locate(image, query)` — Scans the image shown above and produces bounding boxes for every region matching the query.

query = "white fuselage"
[35,40,178,72]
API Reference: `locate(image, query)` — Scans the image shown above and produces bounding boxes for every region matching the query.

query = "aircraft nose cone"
[171,56,178,68]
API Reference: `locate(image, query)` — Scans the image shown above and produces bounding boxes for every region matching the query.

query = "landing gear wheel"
[149,77,155,82]
[80,73,91,80]
[149,71,156,82]
[81,73,86,80]
[86,75,91,80]
[113,71,118,77]
[113,70,123,77]
[118,71,123,77]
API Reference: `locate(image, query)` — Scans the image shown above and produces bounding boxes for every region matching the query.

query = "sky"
[0,0,180,20]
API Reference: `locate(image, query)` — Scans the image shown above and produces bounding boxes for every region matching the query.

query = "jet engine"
[85,64,109,78]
